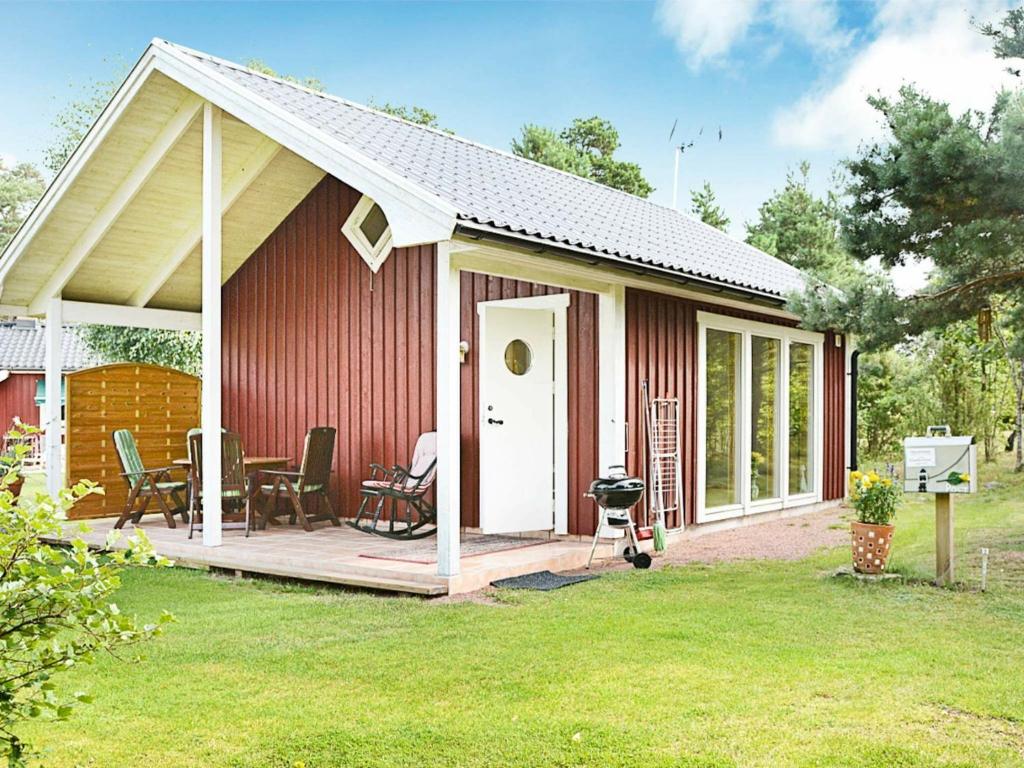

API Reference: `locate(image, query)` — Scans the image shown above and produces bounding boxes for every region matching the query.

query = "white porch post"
[435,241,461,577]
[598,284,626,472]
[44,297,63,495]
[201,102,223,547]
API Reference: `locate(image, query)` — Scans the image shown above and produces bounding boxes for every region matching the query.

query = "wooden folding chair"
[256,426,340,531]
[112,429,188,529]
[188,430,253,539]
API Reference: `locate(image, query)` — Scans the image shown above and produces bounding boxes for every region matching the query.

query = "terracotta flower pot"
[851,521,895,574]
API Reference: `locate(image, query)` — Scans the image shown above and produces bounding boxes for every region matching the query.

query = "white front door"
[479,304,558,533]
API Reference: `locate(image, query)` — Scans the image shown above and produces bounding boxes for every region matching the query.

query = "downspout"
[848,349,860,472]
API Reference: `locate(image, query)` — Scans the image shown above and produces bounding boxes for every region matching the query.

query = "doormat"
[359,535,554,565]
[491,570,600,591]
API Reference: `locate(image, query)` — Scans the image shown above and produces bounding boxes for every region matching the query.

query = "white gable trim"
[150,40,456,248]
[0,39,456,305]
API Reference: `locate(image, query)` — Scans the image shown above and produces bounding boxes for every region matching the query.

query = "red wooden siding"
[822,331,847,501]
[625,289,846,525]
[459,273,601,535]
[221,176,842,533]
[221,176,436,521]
[0,373,41,430]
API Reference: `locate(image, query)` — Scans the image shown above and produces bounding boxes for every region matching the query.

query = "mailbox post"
[903,426,977,586]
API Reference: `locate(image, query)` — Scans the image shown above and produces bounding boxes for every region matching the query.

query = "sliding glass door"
[751,335,781,502]
[789,342,815,496]
[705,329,741,509]
[699,313,822,521]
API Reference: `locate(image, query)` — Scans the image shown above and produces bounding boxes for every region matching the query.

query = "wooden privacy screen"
[65,363,200,520]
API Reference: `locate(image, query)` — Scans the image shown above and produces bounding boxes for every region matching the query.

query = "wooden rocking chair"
[188,430,253,539]
[256,427,340,531]
[112,429,188,529]
[349,431,437,539]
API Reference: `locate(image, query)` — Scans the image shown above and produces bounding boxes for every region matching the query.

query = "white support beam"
[44,298,62,495]
[201,102,223,547]
[598,285,627,473]
[129,138,281,307]
[61,301,201,332]
[27,94,203,316]
[435,241,461,578]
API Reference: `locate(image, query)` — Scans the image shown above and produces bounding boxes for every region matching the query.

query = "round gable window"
[504,339,532,375]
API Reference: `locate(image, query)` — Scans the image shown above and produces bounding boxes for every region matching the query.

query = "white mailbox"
[903,426,977,494]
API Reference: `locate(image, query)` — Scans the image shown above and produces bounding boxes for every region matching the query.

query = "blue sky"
[0,0,1015,258]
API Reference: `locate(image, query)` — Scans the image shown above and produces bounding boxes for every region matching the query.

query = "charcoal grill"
[585,466,651,569]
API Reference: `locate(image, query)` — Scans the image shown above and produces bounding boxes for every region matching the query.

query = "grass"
[23,455,1024,767]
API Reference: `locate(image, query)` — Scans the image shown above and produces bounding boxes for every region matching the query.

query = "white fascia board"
[61,300,201,332]
[0,48,163,292]
[150,41,457,248]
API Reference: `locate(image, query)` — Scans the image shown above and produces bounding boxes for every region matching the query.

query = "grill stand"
[586,507,644,569]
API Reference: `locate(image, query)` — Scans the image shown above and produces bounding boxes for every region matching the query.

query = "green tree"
[0,427,171,765]
[745,162,857,283]
[75,326,202,375]
[512,116,654,198]
[0,161,45,250]
[244,59,324,91]
[978,7,1024,76]
[790,9,1024,469]
[689,181,730,230]
[369,100,450,132]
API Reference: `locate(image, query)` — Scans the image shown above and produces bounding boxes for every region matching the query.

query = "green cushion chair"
[112,429,188,529]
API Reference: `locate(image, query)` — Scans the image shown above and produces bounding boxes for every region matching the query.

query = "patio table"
[173,456,291,473]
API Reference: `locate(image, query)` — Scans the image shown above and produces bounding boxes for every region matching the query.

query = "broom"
[642,380,668,553]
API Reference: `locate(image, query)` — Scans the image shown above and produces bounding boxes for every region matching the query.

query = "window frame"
[342,194,394,273]
[696,311,824,523]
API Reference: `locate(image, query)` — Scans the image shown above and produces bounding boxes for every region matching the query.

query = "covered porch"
[1,41,630,593]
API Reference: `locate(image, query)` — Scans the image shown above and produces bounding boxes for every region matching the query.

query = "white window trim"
[696,311,824,524]
[342,194,394,273]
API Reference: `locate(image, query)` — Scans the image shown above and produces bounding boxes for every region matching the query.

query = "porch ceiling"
[0,70,325,313]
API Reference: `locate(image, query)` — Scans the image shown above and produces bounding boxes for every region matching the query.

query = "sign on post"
[903,426,977,586]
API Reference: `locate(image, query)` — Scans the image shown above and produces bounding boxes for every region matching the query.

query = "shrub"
[0,471,172,765]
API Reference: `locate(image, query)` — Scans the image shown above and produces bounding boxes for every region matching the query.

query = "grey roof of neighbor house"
[172,42,808,299]
[0,321,98,372]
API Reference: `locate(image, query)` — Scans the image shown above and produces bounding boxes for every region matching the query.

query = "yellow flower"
[961,473,970,482]
[882,478,892,487]
[850,471,863,481]
[868,471,880,483]
[861,480,872,490]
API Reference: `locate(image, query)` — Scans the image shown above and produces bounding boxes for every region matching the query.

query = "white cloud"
[768,0,852,54]
[655,0,761,69]
[0,153,15,168]
[772,0,1017,150]
[655,0,848,69]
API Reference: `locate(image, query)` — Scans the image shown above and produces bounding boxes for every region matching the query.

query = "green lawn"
[25,456,1024,767]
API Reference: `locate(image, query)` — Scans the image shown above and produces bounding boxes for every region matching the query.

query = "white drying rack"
[647,397,682,529]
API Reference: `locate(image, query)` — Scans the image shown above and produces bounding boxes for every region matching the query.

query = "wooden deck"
[63,518,606,595]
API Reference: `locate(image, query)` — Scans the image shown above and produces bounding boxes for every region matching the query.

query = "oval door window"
[504,339,533,375]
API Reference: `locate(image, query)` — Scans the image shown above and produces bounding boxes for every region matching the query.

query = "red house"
[0,41,851,593]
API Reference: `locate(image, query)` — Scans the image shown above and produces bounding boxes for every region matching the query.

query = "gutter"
[849,349,860,472]
[454,221,790,308]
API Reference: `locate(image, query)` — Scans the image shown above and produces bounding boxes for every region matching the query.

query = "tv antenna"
[669,121,723,210]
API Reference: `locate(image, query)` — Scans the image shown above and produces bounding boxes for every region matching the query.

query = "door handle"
[487,418,504,425]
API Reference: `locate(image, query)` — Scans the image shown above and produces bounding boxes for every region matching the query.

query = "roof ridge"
[156,39,760,236]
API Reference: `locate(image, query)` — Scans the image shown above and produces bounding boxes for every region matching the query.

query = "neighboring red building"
[0,319,97,433]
